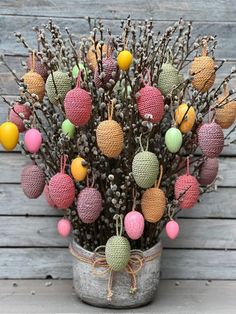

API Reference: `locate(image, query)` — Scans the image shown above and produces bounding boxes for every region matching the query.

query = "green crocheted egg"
[46,70,71,105]
[105,235,131,271]
[158,63,179,97]
[132,151,159,188]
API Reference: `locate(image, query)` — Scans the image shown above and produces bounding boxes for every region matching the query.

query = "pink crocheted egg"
[26,55,48,81]
[64,86,92,127]
[57,218,71,237]
[77,187,102,223]
[43,184,57,208]
[21,164,45,199]
[124,210,144,240]
[94,57,120,89]
[166,220,179,240]
[199,158,219,186]
[137,85,164,123]
[197,122,224,158]
[9,103,31,132]
[49,173,75,209]
[24,128,42,153]
[175,174,200,209]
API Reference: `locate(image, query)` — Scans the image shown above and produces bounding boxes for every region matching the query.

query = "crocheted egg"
[215,96,236,129]
[49,173,75,209]
[141,187,166,223]
[105,235,131,271]
[86,43,108,71]
[26,55,48,81]
[72,63,87,80]
[62,119,75,139]
[96,120,124,158]
[24,128,42,154]
[166,220,179,240]
[64,85,92,127]
[137,85,164,123]
[175,174,200,209]
[71,156,87,181]
[165,127,183,153]
[94,57,120,89]
[0,122,19,151]
[199,158,219,186]
[132,151,159,188]
[77,187,102,223]
[175,103,196,133]
[21,164,45,199]
[124,210,144,240]
[117,50,133,71]
[9,103,31,133]
[43,184,57,208]
[22,71,45,102]
[197,122,224,158]
[57,218,71,237]
[158,61,179,96]
[45,70,71,105]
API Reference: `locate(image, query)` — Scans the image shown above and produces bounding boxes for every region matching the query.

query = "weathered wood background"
[0,0,235,280]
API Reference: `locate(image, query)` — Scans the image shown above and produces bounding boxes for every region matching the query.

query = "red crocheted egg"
[21,165,45,199]
[175,174,200,209]
[26,55,48,81]
[9,103,31,133]
[199,158,219,186]
[64,87,92,127]
[43,184,57,208]
[49,173,75,209]
[77,187,102,223]
[94,57,120,89]
[137,85,164,123]
[197,122,224,158]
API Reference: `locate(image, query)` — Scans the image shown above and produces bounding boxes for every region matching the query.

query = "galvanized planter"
[71,240,162,309]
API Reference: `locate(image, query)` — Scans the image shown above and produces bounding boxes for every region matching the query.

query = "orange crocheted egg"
[86,43,108,72]
[22,71,45,102]
[175,103,196,133]
[215,95,236,129]
[141,187,166,223]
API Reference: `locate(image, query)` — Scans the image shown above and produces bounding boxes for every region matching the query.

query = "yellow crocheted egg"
[117,50,133,71]
[22,71,45,102]
[86,43,108,72]
[175,103,196,133]
[141,187,166,223]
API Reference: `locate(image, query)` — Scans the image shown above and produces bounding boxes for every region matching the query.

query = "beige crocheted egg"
[86,43,108,72]
[141,187,166,223]
[22,71,45,102]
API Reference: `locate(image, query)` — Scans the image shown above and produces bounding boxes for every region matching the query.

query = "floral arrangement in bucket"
[0,17,236,308]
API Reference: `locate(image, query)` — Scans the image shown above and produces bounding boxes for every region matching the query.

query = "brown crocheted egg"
[86,43,108,71]
[199,158,219,186]
[43,184,57,208]
[9,103,31,133]
[22,71,45,102]
[197,122,224,158]
[96,120,124,158]
[21,165,45,199]
[137,85,164,123]
[174,174,200,209]
[94,57,120,89]
[215,96,236,129]
[77,187,102,223]
[141,187,166,223]
[189,55,215,93]
[26,55,48,81]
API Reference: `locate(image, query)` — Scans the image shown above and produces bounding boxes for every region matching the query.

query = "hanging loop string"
[76,70,81,89]
[113,214,123,236]
[155,165,163,189]
[131,189,137,211]
[60,155,68,173]
[166,49,173,64]
[86,173,95,188]
[31,50,36,72]
[107,100,114,120]
[186,156,190,176]
[58,46,64,71]
[202,39,208,57]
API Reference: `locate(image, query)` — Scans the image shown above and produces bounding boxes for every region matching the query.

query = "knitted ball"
[199,158,219,186]
[26,55,48,81]
[197,122,224,158]
[49,173,75,209]
[94,57,120,89]
[190,56,215,93]
[124,210,144,240]
[96,120,124,158]
[64,86,92,127]
[158,63,179,96]
[77,187,102,223]
[9,103,31,133]
[105,235,131,271]
[141,187,166,223]
[45,70,71,105]
[174,174,200,209]
[21,165,45,199]
[215,96,236,129]
[132,151,159,188]
[86,43,108,72]
[22,71,45,102]
[43,184,57,208]
[137,85,164,123]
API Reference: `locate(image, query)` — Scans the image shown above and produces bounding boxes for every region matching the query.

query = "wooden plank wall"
[0,0,236,280]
